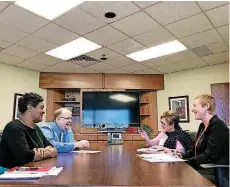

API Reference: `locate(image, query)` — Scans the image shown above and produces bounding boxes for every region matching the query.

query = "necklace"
[18,118,34,129]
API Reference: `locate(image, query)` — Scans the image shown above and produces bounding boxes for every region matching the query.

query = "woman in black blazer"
[179,94,229,183]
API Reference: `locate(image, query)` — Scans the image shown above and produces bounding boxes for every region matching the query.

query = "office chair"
[201,163,229,187]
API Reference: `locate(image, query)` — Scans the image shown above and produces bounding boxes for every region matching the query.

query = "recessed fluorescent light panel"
[45,37,101,60]
[110,94,136,103]
[127,40,187,62]
[15,0,84,20]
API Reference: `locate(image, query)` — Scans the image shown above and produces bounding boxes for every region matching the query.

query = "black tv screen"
[82,92,140,128]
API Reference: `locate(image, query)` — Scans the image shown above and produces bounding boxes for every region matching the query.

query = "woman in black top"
[179,94,229,183]
[0,92,57,168]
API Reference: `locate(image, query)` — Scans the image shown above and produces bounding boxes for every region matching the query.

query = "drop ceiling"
[0,1,229,74]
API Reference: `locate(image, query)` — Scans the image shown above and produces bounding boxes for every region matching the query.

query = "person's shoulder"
[4,120,24,130]
[39,122,55,129]
[211,116,228,130]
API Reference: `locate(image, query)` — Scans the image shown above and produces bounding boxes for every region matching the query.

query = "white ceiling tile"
[49,62,89,73]
[86,47,121,61]
[16,35,58,53]
[111,11,159,37]
[30,54,61,66]
[165,13,213,38]
[165,50,199,63]
[133,1,160,9]
[108,38,145,55]
[217,25,229,44]
[80,1,140,23]
[121,62,148,72]
[0,40,11,49]
[88,62,115,71]
[54,7,106,35]
[134,26,175,47]
[145,1,201,25]
[40,66,63,73]
[155,58,207,73]
[70,66,98,73]
[141,57,172,67]
[104,67,131,74]
[0,23,28,43]
[135,68,162,74]
[2,45,39,59]
[0,2,9,11]
[202,51,229,65]
[33,23,79,45]
[0,53,24,65]
[207,41,228,53]
[0,5,49,33]
[180,29,222,48]
[105,56,136,67]
[84,25,128,46]
[198,1,229,11]
[206,4,229,27]
[16,60,47,71]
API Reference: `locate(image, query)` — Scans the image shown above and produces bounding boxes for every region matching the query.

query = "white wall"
[157,63,229,132]
[0,63,47,130]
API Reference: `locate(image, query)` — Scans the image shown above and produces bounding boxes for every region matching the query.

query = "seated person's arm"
[40,126,75,153]
[175,140,185,153]
[140,130,164,146]
[188,124,228,166]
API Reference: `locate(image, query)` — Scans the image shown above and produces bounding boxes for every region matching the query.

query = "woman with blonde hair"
[179,94,229,185]
[140,110,193,153]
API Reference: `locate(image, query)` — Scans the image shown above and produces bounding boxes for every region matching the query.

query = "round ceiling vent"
[100,54,108,60]
[104,12,116,18]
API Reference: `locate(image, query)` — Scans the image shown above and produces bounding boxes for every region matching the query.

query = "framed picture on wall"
[168,95,190,123]
[13,93,24,120]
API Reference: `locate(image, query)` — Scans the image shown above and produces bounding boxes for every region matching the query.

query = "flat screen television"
[82,92,140,128]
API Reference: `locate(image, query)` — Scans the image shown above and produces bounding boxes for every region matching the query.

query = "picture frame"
[72,106,80,116]
[13,93,24,120]
[168,95,190,123]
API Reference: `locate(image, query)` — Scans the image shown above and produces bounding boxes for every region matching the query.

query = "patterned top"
[164,130,193,152]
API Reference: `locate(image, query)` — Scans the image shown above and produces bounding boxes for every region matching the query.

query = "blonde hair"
[160,110,181,130]
[194,94,216,115]
[54,108,71,120]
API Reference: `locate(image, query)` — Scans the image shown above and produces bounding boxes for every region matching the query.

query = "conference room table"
[0,142,215,187]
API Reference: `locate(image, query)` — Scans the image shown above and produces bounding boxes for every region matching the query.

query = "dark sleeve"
[35,125,53,147]
[5,123,35,166]
[182,124,203,159]
[189,122,228,166]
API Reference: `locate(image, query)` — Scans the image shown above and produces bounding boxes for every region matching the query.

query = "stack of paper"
[137,153,185,163]
[72,150,101,153]
[0,166,63,180]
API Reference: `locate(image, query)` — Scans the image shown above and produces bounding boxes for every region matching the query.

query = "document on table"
[0,167,63,180]
[137,153,185,162]
[72,150,101,153]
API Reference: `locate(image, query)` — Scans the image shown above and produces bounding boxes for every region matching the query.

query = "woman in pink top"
[140,110,193,153]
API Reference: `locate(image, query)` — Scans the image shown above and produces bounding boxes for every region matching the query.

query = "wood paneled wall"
[39,73,164,90]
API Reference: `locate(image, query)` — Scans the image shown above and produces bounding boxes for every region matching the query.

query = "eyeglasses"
[59,117,72,120]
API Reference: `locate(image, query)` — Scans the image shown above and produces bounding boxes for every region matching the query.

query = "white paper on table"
[46,167,63,176]
[72,150,101,153]
[0,173,44,180]
[137,153,185,162]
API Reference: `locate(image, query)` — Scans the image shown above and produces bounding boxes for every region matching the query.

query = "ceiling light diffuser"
[15,0,84,20]
[45,37,101,60]
[127,40,187,62]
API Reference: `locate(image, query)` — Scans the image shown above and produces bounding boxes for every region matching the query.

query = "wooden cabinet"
[139,91,158,133]
[104,74,164,90]
[40,73,103,88]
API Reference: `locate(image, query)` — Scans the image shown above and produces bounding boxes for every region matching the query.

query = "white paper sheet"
[137,153,185,162]
[46,167,63,176]
[72,150,101,153]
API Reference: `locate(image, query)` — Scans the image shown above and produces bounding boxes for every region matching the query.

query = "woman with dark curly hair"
[140,110,193,153]
[0,92,57,168]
